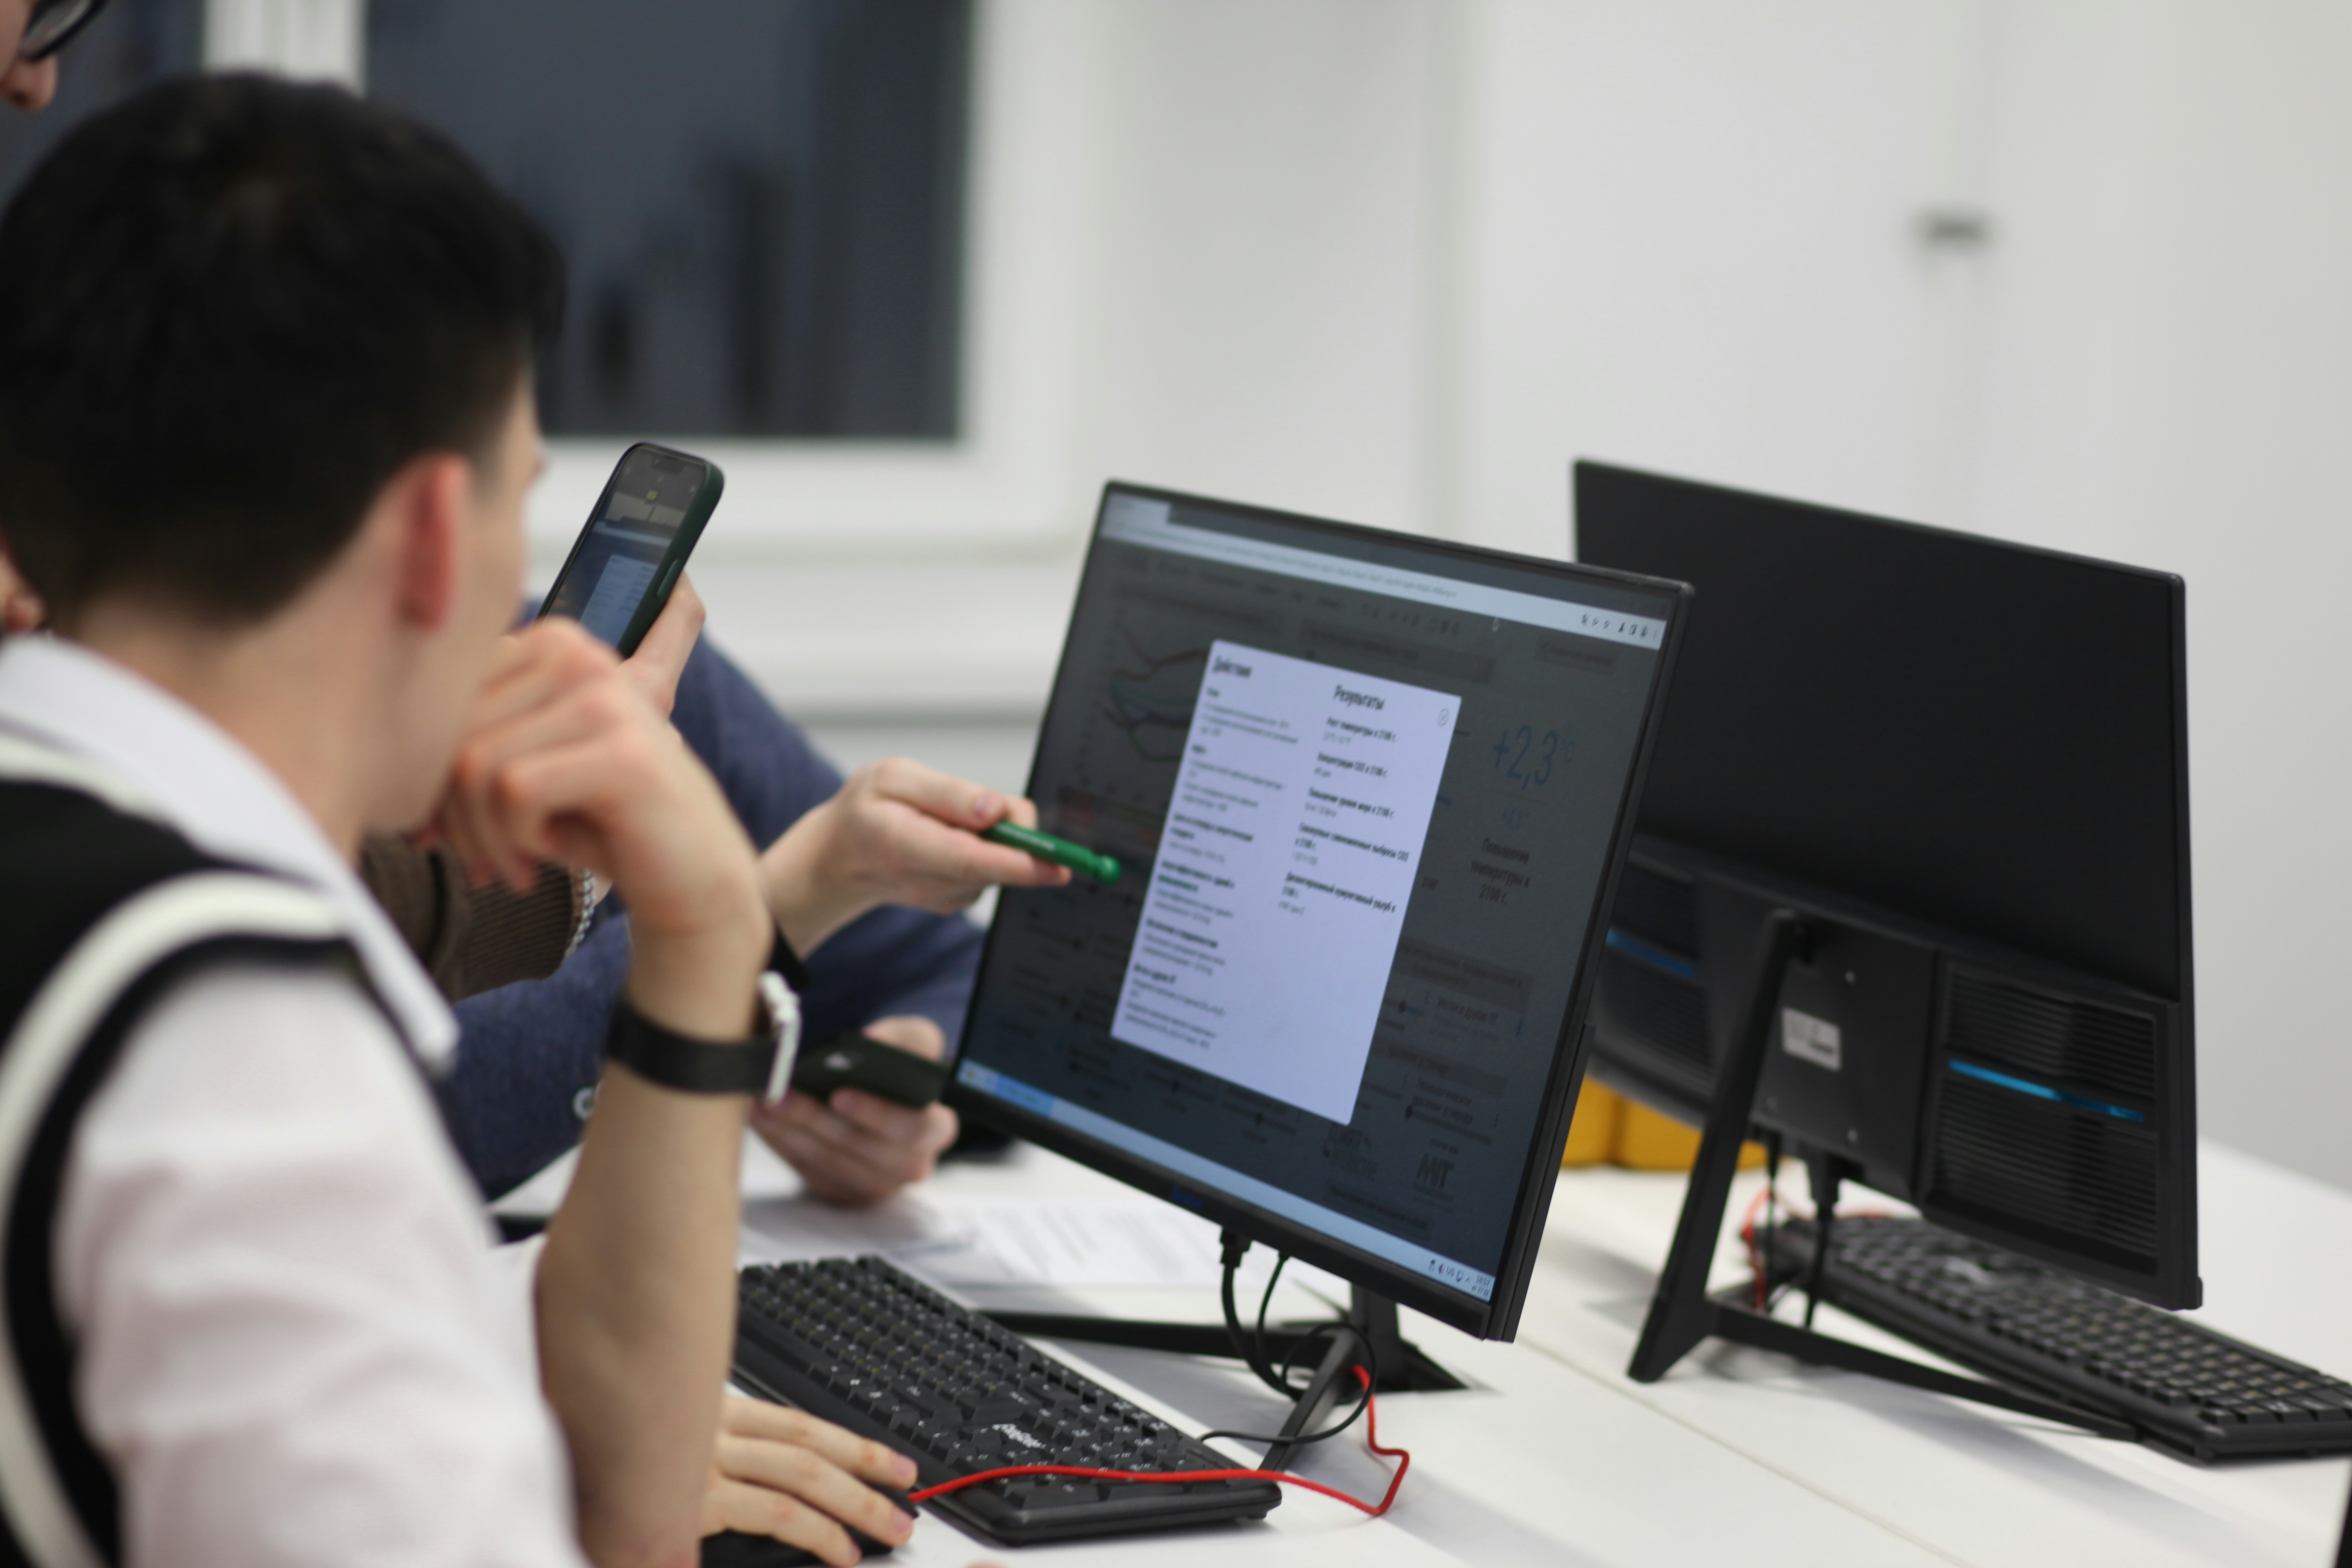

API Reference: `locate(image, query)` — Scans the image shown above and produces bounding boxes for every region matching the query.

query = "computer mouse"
[699,1486,911,1566]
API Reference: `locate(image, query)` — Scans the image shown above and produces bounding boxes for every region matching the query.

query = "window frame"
[209,0,1097,559]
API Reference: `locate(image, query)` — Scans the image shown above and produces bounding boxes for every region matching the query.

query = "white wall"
[569,0,2352,1189]
[1444,0,2352,1190]
[1447,0,1964,552]
[2009,3,2352,1191]
[1078,1,1451,536]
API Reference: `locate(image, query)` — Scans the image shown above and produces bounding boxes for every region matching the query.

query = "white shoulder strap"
[0,731,164,825]
[0,872,343,1568]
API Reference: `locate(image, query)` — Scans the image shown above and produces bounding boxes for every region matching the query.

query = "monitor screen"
[951,484,1685,1335]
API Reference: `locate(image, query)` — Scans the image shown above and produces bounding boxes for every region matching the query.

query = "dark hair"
[0,74,563,627]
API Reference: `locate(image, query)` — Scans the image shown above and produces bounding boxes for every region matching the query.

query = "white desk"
[688,1135,2350,1567]
[1515,1143,2352,1568]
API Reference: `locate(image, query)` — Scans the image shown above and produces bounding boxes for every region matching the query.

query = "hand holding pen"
[758,759,1077,955]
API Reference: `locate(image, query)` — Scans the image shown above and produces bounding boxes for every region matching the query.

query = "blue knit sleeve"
[439,634,985,1199]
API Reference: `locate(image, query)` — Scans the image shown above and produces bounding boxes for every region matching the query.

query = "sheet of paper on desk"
[902,1197,1244,1288]
[726,1130,1346,1297]
[741,1189,1343,1297]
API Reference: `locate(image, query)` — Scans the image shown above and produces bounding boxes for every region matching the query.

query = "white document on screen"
[1111,640,1457,1123]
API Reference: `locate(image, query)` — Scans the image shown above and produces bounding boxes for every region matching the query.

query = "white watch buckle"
[757,970,802,1105]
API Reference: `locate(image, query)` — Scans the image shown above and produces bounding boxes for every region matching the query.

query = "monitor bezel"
[945,479,1692,1341]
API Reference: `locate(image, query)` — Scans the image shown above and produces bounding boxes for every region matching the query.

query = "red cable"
[908,1368,1411,1519]
[1738,1185,1773,1309]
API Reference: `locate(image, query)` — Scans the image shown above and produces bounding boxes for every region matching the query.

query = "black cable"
[1218,1229,1292,1396]
[1212,1231,1387,1449]
[1252,1253,1289,1380]
[1199,1323,1376,1448]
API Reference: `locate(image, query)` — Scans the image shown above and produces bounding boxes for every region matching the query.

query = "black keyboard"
[1775,1216,2352,1461]
[731,1256,1281,1546]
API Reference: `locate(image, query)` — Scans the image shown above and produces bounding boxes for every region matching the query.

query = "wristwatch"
[603,971,802,1104]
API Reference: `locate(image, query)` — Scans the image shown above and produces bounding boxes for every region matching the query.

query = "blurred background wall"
[9,0,2349,1191]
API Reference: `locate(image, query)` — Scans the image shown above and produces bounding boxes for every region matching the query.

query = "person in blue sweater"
[441,611,1023,1202]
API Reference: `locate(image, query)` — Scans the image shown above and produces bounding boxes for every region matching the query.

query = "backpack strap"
[0,873,352,1568]
[0,732,164,828]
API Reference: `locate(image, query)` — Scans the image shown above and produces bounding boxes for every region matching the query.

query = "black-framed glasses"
[20,0,110,62]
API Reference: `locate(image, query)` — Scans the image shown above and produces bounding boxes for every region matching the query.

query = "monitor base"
[986,1282,1463,1395]
[989,1281,1461,1469]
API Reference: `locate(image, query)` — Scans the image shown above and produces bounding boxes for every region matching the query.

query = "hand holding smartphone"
[790,1031,951,1109]
[538,442,722,656]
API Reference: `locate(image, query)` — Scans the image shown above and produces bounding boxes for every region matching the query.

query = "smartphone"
[790,1031,951,1109]
[537,442,723,656]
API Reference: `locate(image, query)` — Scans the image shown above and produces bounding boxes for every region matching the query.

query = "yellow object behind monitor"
[1560,1077,1622,1166]
[1560,1078,1766,1171]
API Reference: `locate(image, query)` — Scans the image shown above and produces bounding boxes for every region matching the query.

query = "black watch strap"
[603,973,798,1099]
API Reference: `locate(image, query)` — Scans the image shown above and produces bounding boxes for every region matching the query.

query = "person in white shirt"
[0,67,999,1568]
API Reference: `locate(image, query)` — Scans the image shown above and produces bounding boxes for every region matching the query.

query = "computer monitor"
[1573,461,2199,1309]
[948,482,1689,1340]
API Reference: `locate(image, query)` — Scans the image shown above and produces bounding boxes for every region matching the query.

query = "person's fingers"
[752,1114,903,1205]
[710,1439,917,1550]
[877,805,1073,892]
[720,1399,917,1487]
[485,731,650,872]
[878,808,1070,892]
[436,719,547,892]
[433,784,516,890]
[864,757,1007,829]
[702,1477,860,1568]
[621,573,704,719]
[463,630,616,747]
[1002,794,1042,830]
[455,666,669,837]
[760,1098,878,1164]
[753,1095,958,1202]
[858,1014,946,1061]
[456,678,629,798]
[449,713,650,881]
[828,1088,957,1155]
[467,619,617,736]
[447,686,641,883]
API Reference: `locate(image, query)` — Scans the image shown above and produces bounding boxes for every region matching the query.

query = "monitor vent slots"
[1944,970,2157,1101]
[1925,971,2163,1270]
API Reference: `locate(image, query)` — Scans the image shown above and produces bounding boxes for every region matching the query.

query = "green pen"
[983,820,1122,884]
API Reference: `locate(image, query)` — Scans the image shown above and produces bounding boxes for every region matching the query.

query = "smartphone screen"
[541,446,709,647]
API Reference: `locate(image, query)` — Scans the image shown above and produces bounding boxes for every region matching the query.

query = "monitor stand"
[988,1282,1462,1468]
[1625,910,2134,1439]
